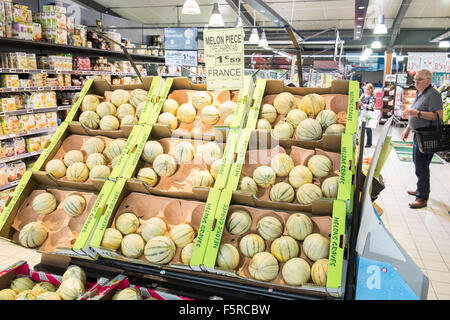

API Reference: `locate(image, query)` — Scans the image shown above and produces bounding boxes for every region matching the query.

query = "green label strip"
[245,79,266,130]
[213,129,240,190]
[345,81,359,135]
[230,75,252,129]
[31,122,69,171]
[327,199,346,296]
[65,79,94,122]
[121,124,153,179]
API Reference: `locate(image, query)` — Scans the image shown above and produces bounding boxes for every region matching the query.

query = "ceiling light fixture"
[181,0,201,15]
[373,14,388,34]
[248,9,259,44]
[371,40,382,49]
[358,6,365,9]
[209,1,224,27]
[439,40,450,48]
[259,30,268,47]
[235,0,243,27]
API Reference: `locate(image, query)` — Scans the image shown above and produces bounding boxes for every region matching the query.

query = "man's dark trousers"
[412,134,434,201]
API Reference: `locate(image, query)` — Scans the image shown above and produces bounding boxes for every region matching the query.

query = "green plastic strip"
[65,79,94,122]
[229,75,252,129]
[345,80,359,135]
[147,77,174,125]
[213,129,240,190]
[337,133,354,204]
[137,76,162,125]
[244,79,266,130]
[227,129,251,191]
[121,124,153,179]
[189,188,221,267]
[327,199,347,297]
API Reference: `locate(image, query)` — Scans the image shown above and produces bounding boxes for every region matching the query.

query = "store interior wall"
[355,71,384,85]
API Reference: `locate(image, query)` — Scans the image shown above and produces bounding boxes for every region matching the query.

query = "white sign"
[165,50,197,67]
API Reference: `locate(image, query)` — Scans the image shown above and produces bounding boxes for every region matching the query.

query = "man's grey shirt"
[408,85,443,131]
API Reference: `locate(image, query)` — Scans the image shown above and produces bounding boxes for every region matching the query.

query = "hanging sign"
[164,28,198,50]
[203,28,244,90]
[165,50,197,67]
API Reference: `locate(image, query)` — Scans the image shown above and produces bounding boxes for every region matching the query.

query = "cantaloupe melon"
[62,265,86,284]
[45,159,66,179]
[171,141,195,164]
[324,123,345,135]
[259,104,278,123]
[110,89,130,107]
[299,93,325,117]
[153,154,177,177]
[79,111,100,129]
[257,216,283,241]
[181,242,195,265]
[96,102,116,118]
[191,170,214,188]
[57,278,85,300]
[201,105,220,125]
[288,165,313,189]
[282,257,311,286]
[170,224,195,248]
[308,154,332,178]
[162,98,179,115]
[31,282,57,296]
[248,252,279,282]
[121,233,145,259]
[295,118,323,141]
[66,162,89,182]
[142,140,164,164]
[224,114,234,126]
[63,150,84,167]
[105,139,126,160]
[129,88,148,107]
[209,159,222,179]
[10,277,35,294]
[253,166,276,188]
[176,103,197,123]
[274,92,295,114]
[286,109,308,128]
[144,236,176,264]
[86,153,106,170]
[219,101,236,118]
[121,114,138,126]
[239,233,265,258]
[285,213,313,241]
[158,112,178,129]
[112,288,142,300]
[81,94,100,112]
[0,288,17,300]
[269,182,295,203]
[200,142,222,165]
[115,212,140,235]
[89,165,110,179]
[191,91,212,110]
[136,167,158,187]
[316,109,337,129]
[270,153,294,177]
[272,122,294,139]
[84,137,105,155]
[141,217,167,242]
[256,119,272,131]
[19,222,48,248]
[32,192,57,215]
[311,258,328,286]
[296,183,323,205]
[303,233,330,261]
[100,115,120,130]
[101,228,123,250]
[237,176,258,195]
[321,176,339,198]
[136,101,146,119]
[15,290,36,300]
[116,103,135,120]
[63,194,86,217]
[226,210,252,235]
[36,292,61,300]
[271,236,299,262]
[216,243,240,270]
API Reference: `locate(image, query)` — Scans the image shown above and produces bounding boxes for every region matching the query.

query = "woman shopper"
[401,69,443,209]
[358,83,376,147]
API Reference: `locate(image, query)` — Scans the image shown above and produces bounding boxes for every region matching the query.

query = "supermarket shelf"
[0,105,72,117]
[0,37,165,63]
[0,149,43,164]
[0,86,82,93]
[0,126,58,141]
[0,179,19,191]
[0,68,142,77]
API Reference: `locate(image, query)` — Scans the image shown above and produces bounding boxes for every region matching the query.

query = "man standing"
[401,69,443,209]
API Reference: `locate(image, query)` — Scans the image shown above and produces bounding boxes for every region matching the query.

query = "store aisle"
[371,124,450,300]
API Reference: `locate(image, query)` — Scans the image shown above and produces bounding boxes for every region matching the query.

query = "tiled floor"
[0,124,448,300]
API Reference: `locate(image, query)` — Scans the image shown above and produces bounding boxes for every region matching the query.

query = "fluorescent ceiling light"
[373,14,387,34]
[209,2,224,26]
[371,40,382,49]
[358,6,365,9]
[439,40,450,48]
[357,17,364,20]
[181,0,200,15]
[248,28,260,44]
[259,31,268,47]
[235,16,243,27]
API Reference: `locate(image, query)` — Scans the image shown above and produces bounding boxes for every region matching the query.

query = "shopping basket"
[415,112,450,154]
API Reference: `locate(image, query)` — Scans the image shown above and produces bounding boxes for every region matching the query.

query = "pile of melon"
[237,152,339,204]
[45,137,126,182]
[79,88,148,130]
[135,139,223,189]
[101,212,196,265]
[257,92,346,140]
[0,265,87,300]
[156,91,238,130]
[222,209,329,286]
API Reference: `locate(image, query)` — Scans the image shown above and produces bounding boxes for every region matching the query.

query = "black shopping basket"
[415,112,450,154]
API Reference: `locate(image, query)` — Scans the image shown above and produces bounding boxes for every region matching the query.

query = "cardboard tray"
[0,260,109,300]
[0,171,115,259]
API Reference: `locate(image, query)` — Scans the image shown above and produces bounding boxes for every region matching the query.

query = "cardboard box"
[0,171,114,259]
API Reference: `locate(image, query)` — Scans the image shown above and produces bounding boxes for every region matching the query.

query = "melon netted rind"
[307,154,332,178]
[325,123,345,135]
[270,153,294,177]
[270,235,299,262]
[153,154,177,177]
[158,112,178,129]
[269,182,295,203]
[66,162,89,182]
[19,222,48,248]
[273,92,295,115]
[259,104,278,123]
[209,159,222,179]
[62,265,86,284]
[272,122,294,139]
[110,89,130,107]
[256,119,272,131]
[321,176,339,198]
[248,252,279,282]
[296,183,323,205]
[121,233,145,259]
[316,109,337,129]
[10,277,35,294]
[142,140,164,163]
[169,223,196,248]
[295,118,323,141]
[136,167,158,187]
[311,258,329,286]
[96,102,116,118]
[237,176,258,195]
[299,93,325,117]
[216,243,240,270]
[89,164,111,179]
[35,292,61,300]
[57,277,85,300]
[129,88,148,107]
[176,103,197,123]
[100,115,120,130]
[63,150,84,167]
[0,288,17,300]
[79,110,100,129]
[303,233,330,261]
[226,210,252,235]
[200,142,222,165]
[286,109,308,128]
[101,228,123,250]
[162,98,179,115]
[200,105,220,125]
[288,165,313,189]
[141,217,167,242]
[191,170,214,188]
[63,194,86,217]
[116,103,135,120]
[257,216,283,241]
[285,213,313,241]
[282,257,311,286]
[239,233,266,258]
[144,235,176,265]
[112,288,143,300]
[15,290,37,300]
[121,114,138,126]
[45,159,66,178]
[86,152,106,170]
[105,139,126,161]
[253,165,276,188]
[171,141,195,164]
[219,100,237,118]
[32,192,57,215]
[31,282,57,296]
[181,242,195,265]
[115,212,140,235]
[84,137,105,155]
[81,94,100,112]
[191,91,212,110]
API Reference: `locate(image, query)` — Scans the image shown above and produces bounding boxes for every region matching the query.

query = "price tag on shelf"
[10,69,17,73]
